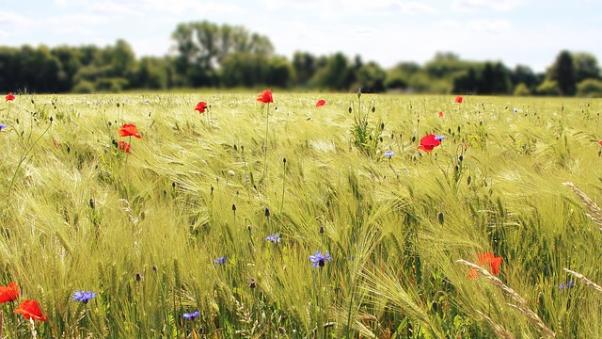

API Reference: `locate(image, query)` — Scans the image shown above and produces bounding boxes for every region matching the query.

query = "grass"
[0,92,601,338]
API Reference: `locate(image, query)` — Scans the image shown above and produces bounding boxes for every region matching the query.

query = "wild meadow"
[0,91,601,338]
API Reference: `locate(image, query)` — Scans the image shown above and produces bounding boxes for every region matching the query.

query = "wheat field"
[0,92,601,338]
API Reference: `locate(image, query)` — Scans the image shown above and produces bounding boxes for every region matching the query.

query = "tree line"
[1,21,601,97]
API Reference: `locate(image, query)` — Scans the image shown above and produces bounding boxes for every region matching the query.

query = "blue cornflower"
[182,310,200,320]
[72,290,96,303]
[384,150,394,159]
[309,251,332,268]
[265,233,281,244]
[435,135,445,142]
[0,124,6,131]
[214,256,227,265]
[559,280,575,290]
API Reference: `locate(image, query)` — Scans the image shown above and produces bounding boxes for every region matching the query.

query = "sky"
[0,0,600,71]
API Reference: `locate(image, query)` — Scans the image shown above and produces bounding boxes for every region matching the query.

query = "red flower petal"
[119,123,141,139]
[195,101,207,113]
[0,282,19,303]
[15,300,47,322]
[455,96,464,104]
[257,89,273,104]
[316,99,326,108]
[5,92,15,102]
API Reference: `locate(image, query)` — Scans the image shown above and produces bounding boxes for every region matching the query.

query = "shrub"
[576,79,602,98]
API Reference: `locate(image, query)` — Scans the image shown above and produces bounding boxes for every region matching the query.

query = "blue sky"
[1,0,600,71]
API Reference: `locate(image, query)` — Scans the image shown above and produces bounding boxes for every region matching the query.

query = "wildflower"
[72,290,96,303]
[0,124,6,132]
[384,150,394,159]
[15,300,47,322]
[195,101,207,113]
[438,111,444,118]
[119,123,142,139]
[265,233,281,244]
[435,135,445,142]
[183,310,200,320]
[257,89,273,104]
[214,256,227,265]
[559,280,575,290]
[0,282,19,303]
[309,251,332,268]
[418,134,442,153]
[598,140,602,147]
[468,252,503,279]
[455,96,464,104]
[118,141,131,153]
[5,92,15,102]
[316,99,326,108]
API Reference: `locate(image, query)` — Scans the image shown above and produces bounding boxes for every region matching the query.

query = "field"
[0,92,601,338]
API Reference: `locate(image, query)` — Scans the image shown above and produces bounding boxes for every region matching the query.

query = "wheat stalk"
[563,182,602,231]
[563,268,602,294]
[457,259,556,338]
[475,310,515,339]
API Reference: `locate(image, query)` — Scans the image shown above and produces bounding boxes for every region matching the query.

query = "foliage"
[577,79,602,97]
[0,93,601,338]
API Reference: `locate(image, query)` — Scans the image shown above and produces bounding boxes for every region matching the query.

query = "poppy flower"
[195,101,207,113]
[0,282,19,303]
[257,89,273,104]
[418,134,442,152]
[118,141,131,153]
[468,252,503,279]
[455,96,464,104]
[119,123,141,139]
[15,300,47,322]
[316,99,326,108]
[438,111,444,118]
[5,92,15,102]
[598,140,602,147]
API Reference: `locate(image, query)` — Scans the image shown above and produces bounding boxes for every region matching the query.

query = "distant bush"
[72,80,95,93]
[576,79,602,97]
[513,83,531,96]
[536,80,561,96]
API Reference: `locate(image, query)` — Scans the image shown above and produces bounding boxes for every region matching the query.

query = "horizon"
[1,0,601,72]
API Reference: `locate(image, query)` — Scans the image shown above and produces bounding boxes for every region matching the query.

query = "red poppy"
[468,252,503,279]
[418,134,441,153]
[455,96,464,104]
[15,300,47,322]
[598,140,602,147]
[257,89,273,104]
[195,101,207,113]
[316,99,326,108]
[5,92,15,102]
[438,111,444,118]
[119,123,141,139]
[118,141,131,154]
[0,282,19,303]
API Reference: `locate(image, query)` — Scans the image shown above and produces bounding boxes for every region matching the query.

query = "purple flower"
[559,280,575,290]
[0,124,6,131]
[182,310,200,320]
[72,290,96,303]
[309,251,332,268]
[384,150,394,159]
[265,233,281,244]
[214,256,227,265]
[435,135,445,142]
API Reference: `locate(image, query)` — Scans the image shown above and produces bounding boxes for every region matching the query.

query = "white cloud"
[262,0,434,14]
[452,0,525,12]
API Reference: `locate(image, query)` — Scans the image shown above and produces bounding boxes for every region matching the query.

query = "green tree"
[547,50,576,96]
[355,62,386,92]
[292,52,317,86]
[572,52,601,83]
[576,79,602,97]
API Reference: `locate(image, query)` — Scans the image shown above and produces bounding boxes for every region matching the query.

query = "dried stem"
[563,182,602,231]
[563,268,602,294]
[457,259,555,338]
